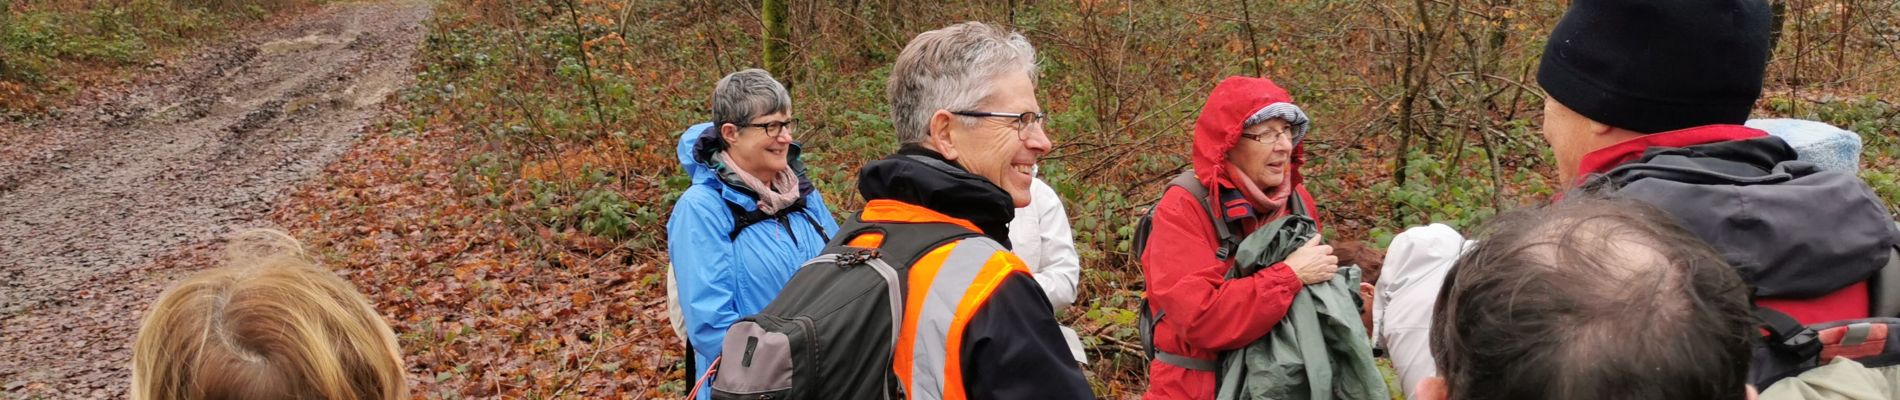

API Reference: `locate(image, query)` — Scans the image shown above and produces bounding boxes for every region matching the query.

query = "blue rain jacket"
[668,122,838,398]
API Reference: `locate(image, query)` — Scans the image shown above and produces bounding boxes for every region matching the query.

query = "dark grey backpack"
[707,216,979,400]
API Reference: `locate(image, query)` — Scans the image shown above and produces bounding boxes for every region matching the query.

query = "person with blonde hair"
[131,229,406,400]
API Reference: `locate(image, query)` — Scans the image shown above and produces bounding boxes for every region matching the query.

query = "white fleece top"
[1008,175,1088,364]
[1008,176,1082,311]
[1374,223,1472,399]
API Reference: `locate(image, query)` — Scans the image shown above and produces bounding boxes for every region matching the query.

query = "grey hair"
[711,69,792,128]
[887,22,1039,145]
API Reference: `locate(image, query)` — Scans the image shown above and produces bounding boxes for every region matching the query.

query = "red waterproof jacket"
[1141,76,1322,400]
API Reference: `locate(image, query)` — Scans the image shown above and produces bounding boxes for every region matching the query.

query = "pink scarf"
[716,152,801,214]
[1225,164,1294,221]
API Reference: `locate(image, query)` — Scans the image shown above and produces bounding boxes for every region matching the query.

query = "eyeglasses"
[738,118,799,139]
[1239,125,1293,145]
[952,110,1046,141]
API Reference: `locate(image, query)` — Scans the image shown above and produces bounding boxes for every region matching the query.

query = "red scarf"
[1225,164,1294,221]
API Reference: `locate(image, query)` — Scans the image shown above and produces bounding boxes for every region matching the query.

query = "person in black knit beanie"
[1534,0,1778,185]
[1402,0,1900,398]
[1538,0,1895,356]
[1537,0,1773,136]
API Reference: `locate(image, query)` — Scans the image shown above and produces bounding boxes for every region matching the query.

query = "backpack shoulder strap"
[824,214,980,400]
[727,201,771,241]
[1288,186,1311,218]
[1169,170,1214,214]
[727,197,820,241]
[796,209,832,243]
[1758,306,1822,361]
[1138,171,1233,372]
[825,217,982,271]
[1168,170,1239,260]
[1869,222,1900,318]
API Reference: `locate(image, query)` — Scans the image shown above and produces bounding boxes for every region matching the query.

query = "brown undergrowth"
[262,0,1900,397]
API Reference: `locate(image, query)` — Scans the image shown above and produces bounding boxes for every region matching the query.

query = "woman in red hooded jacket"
[1140,76,1341,399]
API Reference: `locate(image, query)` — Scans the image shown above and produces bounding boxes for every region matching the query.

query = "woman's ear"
[928,110,960,161]
[720,123,741,145]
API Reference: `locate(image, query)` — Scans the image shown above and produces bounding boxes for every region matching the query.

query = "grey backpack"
[707,216,978,399]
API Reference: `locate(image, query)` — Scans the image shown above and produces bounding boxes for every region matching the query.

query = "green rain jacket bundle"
[1215,215,1387,400]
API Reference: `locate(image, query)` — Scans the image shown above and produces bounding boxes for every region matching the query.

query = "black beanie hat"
[1537,0,1773,134]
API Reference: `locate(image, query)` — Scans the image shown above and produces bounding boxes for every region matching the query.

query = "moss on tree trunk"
[762,0,790,83]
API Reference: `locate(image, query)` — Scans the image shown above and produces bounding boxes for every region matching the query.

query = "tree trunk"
[1769,0,1788,52]
[762,0,791,83]
[1836,0,1851,74]
[1240,0,1263,77]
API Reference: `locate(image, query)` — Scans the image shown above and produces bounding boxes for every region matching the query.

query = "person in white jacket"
[1008,172,1088,364]
[1372,223,1471,399]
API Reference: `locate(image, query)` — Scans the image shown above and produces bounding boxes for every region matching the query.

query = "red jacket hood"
[1192,76,1308,192]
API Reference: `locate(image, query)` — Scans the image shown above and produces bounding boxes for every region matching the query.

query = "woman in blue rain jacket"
[666,69,838,399]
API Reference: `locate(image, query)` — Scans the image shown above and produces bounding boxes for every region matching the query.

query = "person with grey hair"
[847,21,1095,399]
[668,68,839,400]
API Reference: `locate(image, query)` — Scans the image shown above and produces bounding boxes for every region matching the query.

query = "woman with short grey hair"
[667,68,838,400]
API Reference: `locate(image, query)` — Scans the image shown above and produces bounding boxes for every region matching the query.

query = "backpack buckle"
[837,248,882,265]
[1214,238,1238,261]
[1776,328,1822,359]
[1758,307,1823,359]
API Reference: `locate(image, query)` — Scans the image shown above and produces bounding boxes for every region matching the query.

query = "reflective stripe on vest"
[893,237,1030,400]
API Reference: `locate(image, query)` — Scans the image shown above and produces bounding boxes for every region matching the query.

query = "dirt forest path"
[0,1,432,396]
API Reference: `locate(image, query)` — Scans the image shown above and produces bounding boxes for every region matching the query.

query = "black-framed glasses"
[738,118,799,139]
[952,110,1045,140]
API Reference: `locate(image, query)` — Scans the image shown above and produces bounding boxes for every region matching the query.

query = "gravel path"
[0,2,432,397]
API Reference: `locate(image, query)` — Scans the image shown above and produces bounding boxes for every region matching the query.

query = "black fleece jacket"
[857,145,1096,400]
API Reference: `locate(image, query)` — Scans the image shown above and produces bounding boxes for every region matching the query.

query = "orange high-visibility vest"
[845,200,1033,400]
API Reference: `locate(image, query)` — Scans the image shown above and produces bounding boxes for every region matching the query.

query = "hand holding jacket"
[1284,235,1339,284]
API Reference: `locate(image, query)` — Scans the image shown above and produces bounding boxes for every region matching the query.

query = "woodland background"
[3,0,1898,397]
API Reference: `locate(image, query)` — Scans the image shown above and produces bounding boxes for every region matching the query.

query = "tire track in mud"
[0,2,432,396]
